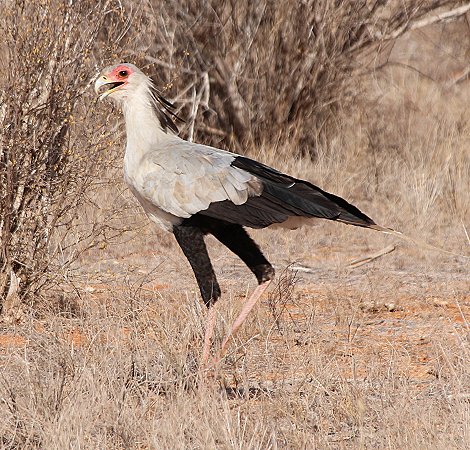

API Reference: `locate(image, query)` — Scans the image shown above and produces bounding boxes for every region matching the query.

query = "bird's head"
[95,62,181,134]
[94,63,147,103]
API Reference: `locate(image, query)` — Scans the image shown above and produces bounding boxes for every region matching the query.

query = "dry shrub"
[348,29,470,232]
[121,0,464,153]
[0,0,128,309]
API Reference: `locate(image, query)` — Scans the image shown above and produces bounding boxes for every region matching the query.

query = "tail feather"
[231,156,377,229]
[202,156,469,260]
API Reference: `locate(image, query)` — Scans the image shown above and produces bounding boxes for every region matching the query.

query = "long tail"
[230,156,377,229]
[215,156,469,260]
[369,225,470,260]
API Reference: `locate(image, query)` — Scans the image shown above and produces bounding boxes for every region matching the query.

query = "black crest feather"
[148,80,184,134]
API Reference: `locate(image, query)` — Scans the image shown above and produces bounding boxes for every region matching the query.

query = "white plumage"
[97,64,262,230]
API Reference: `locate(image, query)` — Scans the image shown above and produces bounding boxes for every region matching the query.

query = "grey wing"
[139,142,263,218]
[137,140,376,231]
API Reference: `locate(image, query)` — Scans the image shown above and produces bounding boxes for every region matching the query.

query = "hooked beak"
[94,75,125,100]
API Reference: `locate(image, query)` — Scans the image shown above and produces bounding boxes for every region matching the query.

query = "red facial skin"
[108,64,133,84]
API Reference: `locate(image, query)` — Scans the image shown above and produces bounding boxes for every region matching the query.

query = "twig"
[376,3,470,42]
[348,244,396,268]
[463,222,470,246]
[144,55,196,75]
[1,270,23,323]
[288,265,315,274]
[197,124,227,137]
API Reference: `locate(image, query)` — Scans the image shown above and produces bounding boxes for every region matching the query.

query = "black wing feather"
[199,156,376,229]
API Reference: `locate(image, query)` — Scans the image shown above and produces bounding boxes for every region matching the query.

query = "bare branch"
[376,3,470,42]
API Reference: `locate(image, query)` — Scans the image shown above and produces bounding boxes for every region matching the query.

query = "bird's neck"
[123,93,170,152]
[121,91,175,184]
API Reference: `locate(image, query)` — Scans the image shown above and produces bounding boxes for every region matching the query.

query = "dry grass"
[1,107,468,448]
[0,239,468,448]
[1,1,470,449]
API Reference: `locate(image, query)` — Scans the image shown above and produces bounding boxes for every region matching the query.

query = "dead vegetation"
[0,0,128,311]
[0,262,468,448]
[0,0,469,448]
[126,1,470,153]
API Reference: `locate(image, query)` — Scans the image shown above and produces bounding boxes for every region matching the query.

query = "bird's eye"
[118,70,128,77]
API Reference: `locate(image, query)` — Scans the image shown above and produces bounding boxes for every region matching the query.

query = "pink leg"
[200,304,217,368]
[216,280,271,361]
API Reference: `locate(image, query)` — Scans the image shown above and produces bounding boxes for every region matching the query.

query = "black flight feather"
[200,156,376,229]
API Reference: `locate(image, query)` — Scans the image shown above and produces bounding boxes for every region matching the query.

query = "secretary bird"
[95,63,384,365]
